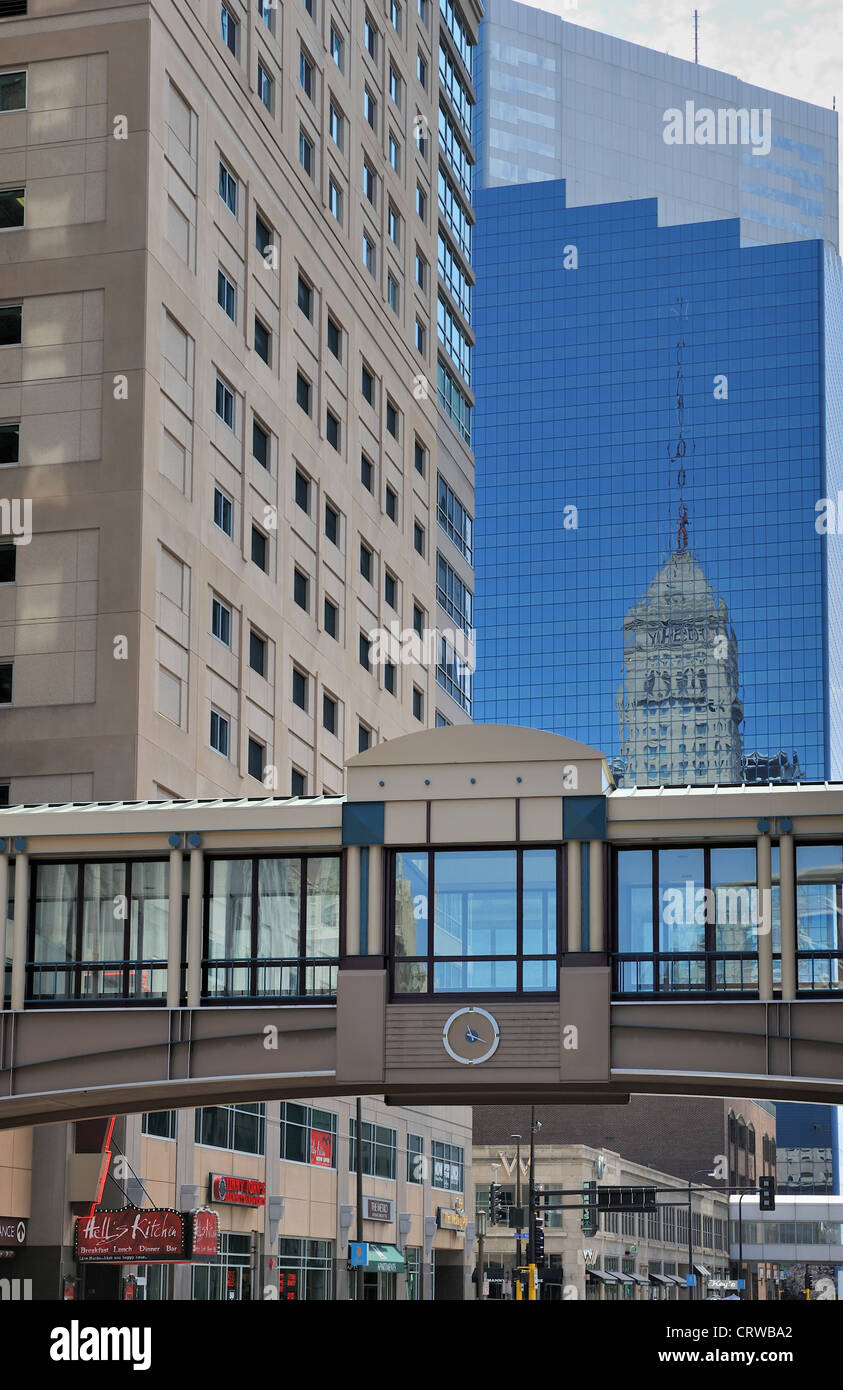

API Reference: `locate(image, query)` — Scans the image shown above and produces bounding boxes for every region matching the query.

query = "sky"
[530,0,843,113]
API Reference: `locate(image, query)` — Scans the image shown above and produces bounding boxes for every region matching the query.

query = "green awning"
[365,1244,405,1272]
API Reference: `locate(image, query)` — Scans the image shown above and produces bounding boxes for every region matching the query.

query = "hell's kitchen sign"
[209,1173,266,1207]
[76,1208,186,1264]
[187,1208,219,1259]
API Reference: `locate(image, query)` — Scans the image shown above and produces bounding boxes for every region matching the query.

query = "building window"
[249,629,267,676]
[389,65,402,107]
[364,12,378,59]
[280,1103,338,1168]
[210,708,230,756]
[248,737,265,781]
[142,1111,176,1140]
[418,0,428,22]
[217,268,236,321]
[0,304,22,345]
[437,360,471,444]
[299,128,314,176]
[388,132,400,172]
[417,52,428,88]
[437,552,473,635]
[437,474,473,561]
[220,2,238,55]
[329,101,344,148]
[0,72,26,112]
[204,857,340,997]
[196,1102,265,1154]
[384,660,396,695]
[298,274,313,319]
[211,596,232,646]
[257,60,274,112]
[349,1118,396,1179]
[414,438,427,476]
[327,316,342,359]
[277,1237,335,1302]
[432,1140,464,1192]
[213,486,233,538]
[360,453,374,492]
[384,570,397,609]
[324,597,338,639]
[413,603,424,637]
[437,634,472,714]
[415,249,427,289]
[361,363,375,405]
[385,485,398,522]
[291,768,306,797]
[388,204,400,245]
[323,692,337,734]
[218,160,237,215]
[328,177,342,223]
[0,543,15,584]
[0,189,24,230]
[251,525,268,571]
[360,541,373,583]
[413,522,424,556]
[407,1133,424,1183]
[300,49,314,99]
[296,371,312,414]
[255,213,273,259]
[415,318,425,353]
[215,376,235,429]
[302,0,314,17]
[359,633,372,672]
[358,722,372,752]
[294,568,309,611]
[326,409,340,451]
[295,469,310,513]
[325,502,339,544]
[292,666,308,709]
[392,846,559,994]
[390,0,402,33]
[364,87,377,130]
[0,422,20,465]
[362,231,376,276]
[258,0,274,28]
[386,398,399,438]
[330,24,344,69]
[253,418,270,469]
[413,686,424,721]
[435,710,451,727]
[416,183,427,221]
[387,273,399,314]
[254,317,271,365]
[363,159,377,205]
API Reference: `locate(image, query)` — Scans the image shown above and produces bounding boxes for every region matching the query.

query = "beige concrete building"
[0,0,481,1298]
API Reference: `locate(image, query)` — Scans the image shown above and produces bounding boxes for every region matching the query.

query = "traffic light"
[533,1211,545,1266]
[582,1180,598,1237]
[489,1182,506,1225]
[759,1175,776,1212]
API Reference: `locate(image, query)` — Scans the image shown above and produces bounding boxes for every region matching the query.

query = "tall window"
[204,855,341,998]
[195,1102,266,1154]
[218,160,237,214]
[392,846,559,994]
[277,1238,334,1301]
[432,1140,464,1192]
[29,860,170,1002]
[280,1102,337,1167]
[220,2,238,54]
[349,1118,396,1178]
[795,844,843,992]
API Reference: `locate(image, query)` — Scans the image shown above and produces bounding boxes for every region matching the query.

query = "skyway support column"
[779,831,796,1001]
[167,844,183,1009]
[11,845,28,1012]
[756,831,773,999]
[566,845,581,952]
[0,851,7,1013]
[589,839,604,952]
[186,842,204,1009]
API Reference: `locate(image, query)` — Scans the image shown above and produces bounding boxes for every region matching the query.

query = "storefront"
[349,1243,405,1300]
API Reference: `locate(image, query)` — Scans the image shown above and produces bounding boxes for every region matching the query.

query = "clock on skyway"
[442,1006,500,1065]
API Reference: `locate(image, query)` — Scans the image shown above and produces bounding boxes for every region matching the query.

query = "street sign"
[349,1242,368,1267]
[686,1274,696,1287]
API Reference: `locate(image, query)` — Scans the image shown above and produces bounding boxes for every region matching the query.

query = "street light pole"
[528,1107,536,1268]
[512,1133,522,1294]
[687,1167,718,1302]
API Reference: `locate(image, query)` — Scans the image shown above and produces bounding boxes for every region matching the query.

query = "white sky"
[530,0,843,113]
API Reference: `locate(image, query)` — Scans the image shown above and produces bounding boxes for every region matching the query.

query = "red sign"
[280,1271,298,1302]
[310,1129,333,1168]
[209,1174,266,1207]
[76,1208,186,1264]
[189,1209,219,1259]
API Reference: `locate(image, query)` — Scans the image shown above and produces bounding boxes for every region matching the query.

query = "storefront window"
[30,859,169,1002]
[405,1246,422,1300]
[192,1232,252,1300]
[195,1102,265,1155]
[204,854,341,999]
[280,1102,337,1167]
[392,846,561,995]
[277,1238,334,1300]
[349,1119,397,1179]
[136,1265,171,1300]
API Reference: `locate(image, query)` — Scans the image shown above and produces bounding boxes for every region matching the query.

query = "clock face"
[442,1007,500,1066]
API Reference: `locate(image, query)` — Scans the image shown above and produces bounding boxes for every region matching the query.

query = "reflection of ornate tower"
[616,550,744,785]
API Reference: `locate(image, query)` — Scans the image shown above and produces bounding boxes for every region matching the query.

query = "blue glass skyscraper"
[473,179,835,782]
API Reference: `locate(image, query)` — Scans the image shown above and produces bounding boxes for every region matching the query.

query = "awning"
[650,1274,672,1286]
[364,1244,404,1272]
[587,1269,620,1284]
[664,1274,686,1286]
[694,1264,713,1279]
[621,1273,649,1285]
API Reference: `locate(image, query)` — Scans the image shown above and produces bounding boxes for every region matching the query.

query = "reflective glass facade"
[473,179,832,782]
